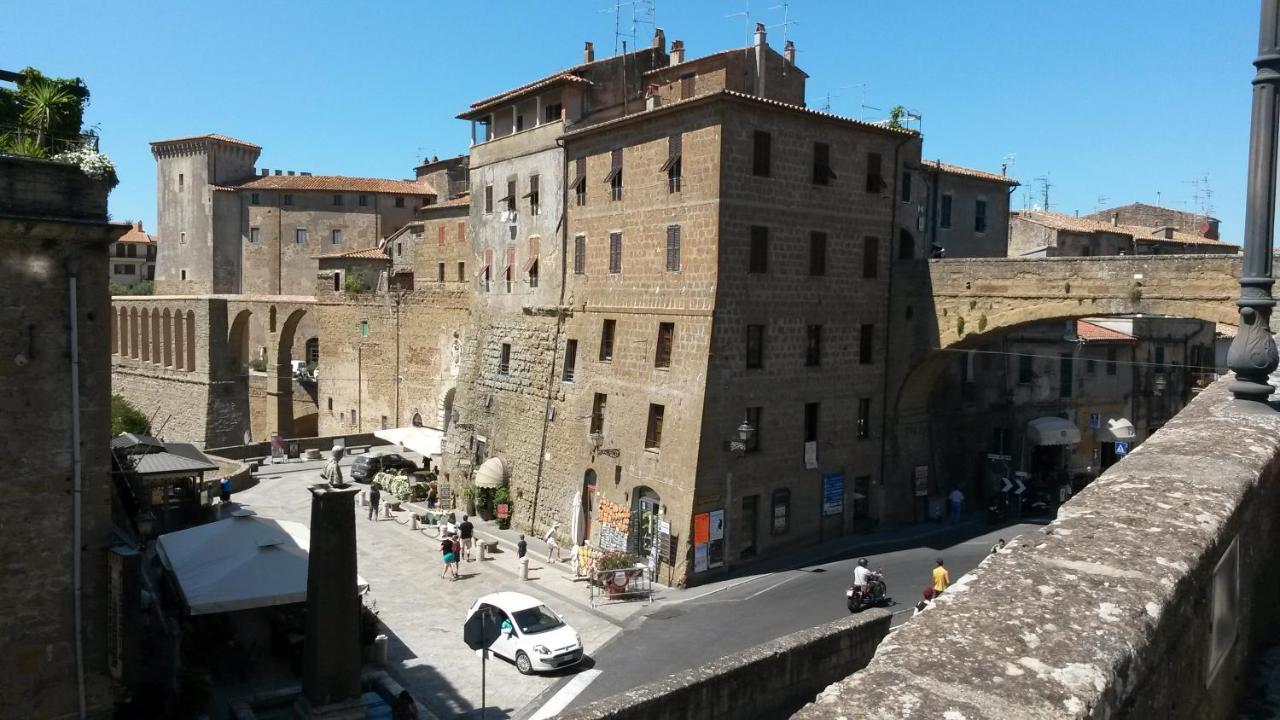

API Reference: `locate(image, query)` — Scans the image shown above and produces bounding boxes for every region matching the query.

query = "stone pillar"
[297,483,363,718]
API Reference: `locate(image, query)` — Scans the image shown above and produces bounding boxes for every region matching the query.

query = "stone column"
[298,483,363,717]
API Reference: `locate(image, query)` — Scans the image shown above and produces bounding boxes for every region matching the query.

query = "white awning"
[474,457,507,488]
[156,514,368,615]
[1027,417,1081,446]
[374,426,444,457]
[1099,417,1136,442]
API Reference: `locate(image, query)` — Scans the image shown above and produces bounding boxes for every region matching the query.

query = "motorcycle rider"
[853,558,875,600]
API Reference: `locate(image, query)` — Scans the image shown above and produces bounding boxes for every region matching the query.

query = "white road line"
[670,574,765,604]
[741,573,799,601]
[528,669,602,720]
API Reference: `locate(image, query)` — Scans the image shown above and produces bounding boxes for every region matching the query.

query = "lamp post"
[1228,0,1280,402]
[725,415,756,567]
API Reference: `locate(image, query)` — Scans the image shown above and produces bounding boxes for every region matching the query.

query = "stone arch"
[186,311,197,371]
[140,308,151,362]
[411,412,424,427]
[437,385,456,431]
[172,309,184,370]
[150,309,162,365]
[272,307,310,437]
[162,309,173,367]
[129,308,139,359]
[227,310,253,372]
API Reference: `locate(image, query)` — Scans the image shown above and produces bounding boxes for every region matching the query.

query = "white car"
[465,592,584,674]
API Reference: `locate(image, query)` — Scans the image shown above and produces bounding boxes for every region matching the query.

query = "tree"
[0,67,91,157]
[887,105,908,130]
[111,394,150,436]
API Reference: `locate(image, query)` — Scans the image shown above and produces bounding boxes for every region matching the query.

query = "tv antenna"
[1034,174,1052,212]
[603,0,656,56]
[1095,194,1110,212]
[726,6,752,48]
[1000,153,1016,178]
[767,2,797,46]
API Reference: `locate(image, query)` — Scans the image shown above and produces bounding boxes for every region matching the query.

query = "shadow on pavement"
[380,620,477,719]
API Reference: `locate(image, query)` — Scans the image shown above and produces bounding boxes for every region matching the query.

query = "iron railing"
[0,123,100,156]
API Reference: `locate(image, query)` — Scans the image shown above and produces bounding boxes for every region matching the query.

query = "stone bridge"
[111,294,316,447]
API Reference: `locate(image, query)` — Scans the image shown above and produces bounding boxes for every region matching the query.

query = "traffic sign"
[987,453,1012,462]
[1001,477,1013,492]
[1115,441,1129,456]
[1014,477,1026,495]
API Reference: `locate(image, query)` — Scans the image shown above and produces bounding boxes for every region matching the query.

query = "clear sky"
[2,1,1260,238]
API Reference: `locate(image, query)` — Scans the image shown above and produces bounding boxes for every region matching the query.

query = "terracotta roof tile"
[150,133,261,149]
[116,221,154,245]
[316,247,389,260]
[923,159,1019,186]
[1077,320,1136,343]
[216,175,435,195]
[1015,211,1236,248]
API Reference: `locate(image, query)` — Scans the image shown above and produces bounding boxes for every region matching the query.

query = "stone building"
[1085,201,1221,240]
[917,160,1018,258]
[109,220,156,287]
[1009,209,1237,257]
[1,154,127,717]
[440,25,930,586]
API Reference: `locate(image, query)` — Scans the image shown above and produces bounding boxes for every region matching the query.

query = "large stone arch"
[270,307,310,437]
[437,384,457,431]
[227,309,253,373]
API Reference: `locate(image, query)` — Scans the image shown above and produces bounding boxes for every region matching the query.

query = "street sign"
[1014,476,1027,495]
[822,473,844,516]
[1001,477,1013,493]
[1115,441,1129,456]
[986,454,1012,462]
[1089,413,1101,430]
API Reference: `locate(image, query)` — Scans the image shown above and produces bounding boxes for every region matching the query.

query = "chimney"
[784,40,796,65]
[133,220,143,231]
[1111,212,1119,226]
[274,170,282,175]
[653,27,665,51]
[261,168,269,176]
[287,170,295,176]
[301,172,312,176]
[1164,226,1175,239]
[584,41,595,63]
[670,40,685,65]
[754,22,767,97]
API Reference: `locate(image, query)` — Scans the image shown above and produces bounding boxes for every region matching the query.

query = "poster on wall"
[694,544,709,573]
[822,474,844,516]
[693,512,711,572]
[708,509,725,569]
[804,441,819,470]
[914,466,929,497]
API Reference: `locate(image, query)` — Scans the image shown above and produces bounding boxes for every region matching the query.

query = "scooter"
[847,570,891,613]
[987,495,1010,524]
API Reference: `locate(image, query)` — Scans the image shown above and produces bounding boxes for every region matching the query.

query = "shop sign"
[822,473,844,516]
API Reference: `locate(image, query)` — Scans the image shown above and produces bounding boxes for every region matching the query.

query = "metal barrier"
[588,566,654,607]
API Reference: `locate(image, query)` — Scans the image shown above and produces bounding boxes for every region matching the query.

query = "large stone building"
[109,220,156,288]
[918,160,1018,258]
[1009,209,1237,257]
[1084,201,1220,240]
[2,155,126,717]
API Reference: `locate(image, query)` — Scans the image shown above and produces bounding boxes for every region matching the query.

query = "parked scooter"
[847,569,891,613]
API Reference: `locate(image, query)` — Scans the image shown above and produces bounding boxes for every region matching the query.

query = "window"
[745,406,762,452]
[457,261,466,282]
[599,319,616,361]
[295,228,307,244]
[333,194,344,206]
[180,269,187,281]
[809,231,827,276]
[249,227,260,244]
[590,393,607,434]
[813,142,833,185]
[746,324,764,368]
[975,199,988,233]
[664,134,683,193]
[609,232,622,274]
[863,236,879,278]
[544,103,562,122]
[115,244,125,257]
[359,195,368,207]
[482,265,491,292]
[351,409,358,427]
[608,149,623,201]
[328,397,333,411]
[332,272,341,291]
[1059,353,1073,398]
[126,244,137,258]
[666,225,681,271]
[485,184,493,213]
[901,170,912,203]
[771,489,790,535]
[113,264,128,275]
[250,192,260,205]
[940,194,953,229]
[1087,355,1097,373]
[574,234,586,274]
[528,175,540,215]
[1106,347,1118,376]
[499,344,511,375]
[283,194,294,206]
[395,197,405,208]
[563,339,578,382]
[360,320,369,338]
[655,322,674,368]
[680,73,695,99]
[506,180,517,213]
[505,264,512,293]
[573,158,587,206]
[515,114,524,131]
[805,325,822,366]
[859,324,874,364]
[528,260,539,288]
[748,226,768,273]
[178,173,184,187]
[645,404,665,449]
[857,398,871,439]
[804,402,819,442]
[865,152,883,193]
[180,231,187,244]
[752,130,771,177]
[1018,354,1033,383]
[331,229,343,245]
[396,241,402,256]
[437,262,446,283]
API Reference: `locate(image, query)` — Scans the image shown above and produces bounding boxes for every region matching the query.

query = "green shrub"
[494,486,512,529]
[111,394,150,436]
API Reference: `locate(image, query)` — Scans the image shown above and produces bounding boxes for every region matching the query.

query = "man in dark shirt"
[368,483,381,521]
[458,514,475,561]
[517,534,527,560]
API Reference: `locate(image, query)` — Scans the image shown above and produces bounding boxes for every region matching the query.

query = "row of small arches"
[112,306,198,372]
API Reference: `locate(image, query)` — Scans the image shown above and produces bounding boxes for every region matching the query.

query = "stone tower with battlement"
[151,134,260,294]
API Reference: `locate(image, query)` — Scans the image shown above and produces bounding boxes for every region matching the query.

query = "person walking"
[948,487,965,524]
[932,558,951,596]
[450,533,462,578]
[219,476,232,505]
[517,534,528,560]
[368,483,381,522]
[440,535,458,581]
[458,514,475,561]
[544,522,562,564]
[323,448,345,487]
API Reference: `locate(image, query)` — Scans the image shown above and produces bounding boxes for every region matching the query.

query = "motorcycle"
[847,570,891,613]
[987,495,1010,524]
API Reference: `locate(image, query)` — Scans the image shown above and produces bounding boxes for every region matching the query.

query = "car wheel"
[515,651,533,675]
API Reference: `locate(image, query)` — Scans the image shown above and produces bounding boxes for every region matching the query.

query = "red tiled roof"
[116,221,154,245]
[1014,211,1235,247]
[315,247,389,260]
[216,175,435,195]
[150,133,261,149]
[923,159,1019,186]
[1077,320,1135,343]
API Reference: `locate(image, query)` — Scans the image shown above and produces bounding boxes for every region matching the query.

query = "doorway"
[582,469,597,543]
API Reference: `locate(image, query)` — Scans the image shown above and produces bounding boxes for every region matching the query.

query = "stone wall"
[560,610,891,720]
[798,380,1280,719]
[0,155,125,717]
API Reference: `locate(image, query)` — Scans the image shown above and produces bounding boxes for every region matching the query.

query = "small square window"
[359,195,368,207]
[499,343,511,375]
[395,197,406,208]
[249,227,260,244]
[333,194,344,206]
[331,229,343,245]
[295,228,308,244]
[250,192,260,205]
[283,194,294,206]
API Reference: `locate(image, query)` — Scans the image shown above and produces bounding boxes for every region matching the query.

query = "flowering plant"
[52,146,118,187]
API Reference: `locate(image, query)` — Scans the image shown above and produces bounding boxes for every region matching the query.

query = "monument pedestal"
[301,484,363,711]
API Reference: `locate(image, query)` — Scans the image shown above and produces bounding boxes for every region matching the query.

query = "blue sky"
[3,1,1259,237]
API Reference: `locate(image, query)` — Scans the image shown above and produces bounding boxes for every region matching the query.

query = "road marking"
[528,668,602,720]
[741,573,799,601]
[670,575,765,604]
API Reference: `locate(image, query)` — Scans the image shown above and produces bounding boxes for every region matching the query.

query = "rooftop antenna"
[603,0,655,56]
[1033,174,1052,212]
[726,3,752,48]
[767,2,797,46]
[818,83,861,112]
[1095,194,1110,212]
[1001,153,1016,177]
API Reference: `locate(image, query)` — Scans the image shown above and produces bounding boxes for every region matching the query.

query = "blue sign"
[1114,441,1129,457]
[822,473,844,516]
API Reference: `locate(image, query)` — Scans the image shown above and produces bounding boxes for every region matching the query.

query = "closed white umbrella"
[474,457,507,488]
[569,491,584,546]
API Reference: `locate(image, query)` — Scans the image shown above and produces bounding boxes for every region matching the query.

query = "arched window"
[629,486,661,558]
[897,229,915,260]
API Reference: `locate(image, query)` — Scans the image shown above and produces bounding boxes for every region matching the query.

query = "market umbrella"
[569,491,584,546]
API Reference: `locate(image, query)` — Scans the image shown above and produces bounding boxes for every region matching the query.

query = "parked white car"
[465,592,584,674]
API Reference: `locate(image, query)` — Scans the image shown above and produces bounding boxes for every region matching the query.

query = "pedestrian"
[440,535,457,581]
[458,514,475,561]
[368,483,381,522]
[913,587,935,616]
[219,476,232,504]
[391,690,418,720]
[949,487,964,524]
[544,522,562,564]
[990,538,1006,555]
[517,534,527,560]
[932,558,950,596]
[450,533,462,578]
[323,448,345,487]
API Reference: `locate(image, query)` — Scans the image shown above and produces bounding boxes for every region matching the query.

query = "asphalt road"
[533,521,1042,716]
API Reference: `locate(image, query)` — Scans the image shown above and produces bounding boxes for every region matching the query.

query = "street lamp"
[729,416,755,457]
[723,415,756,568]
[1228,0,1280,402]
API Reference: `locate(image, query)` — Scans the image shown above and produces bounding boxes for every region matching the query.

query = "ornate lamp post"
[723,415,756,568]
[1228,0,1280,401]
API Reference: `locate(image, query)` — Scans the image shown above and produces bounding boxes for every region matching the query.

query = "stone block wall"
[0,154,110,219]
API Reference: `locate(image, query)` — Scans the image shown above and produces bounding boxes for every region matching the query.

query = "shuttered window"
[666,225,681,272]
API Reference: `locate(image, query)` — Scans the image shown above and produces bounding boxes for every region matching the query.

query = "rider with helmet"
[853,558,874,597]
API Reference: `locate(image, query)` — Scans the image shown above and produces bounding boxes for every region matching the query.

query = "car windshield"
[511,605,563,635]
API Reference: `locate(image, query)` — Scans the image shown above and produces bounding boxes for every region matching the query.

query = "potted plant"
[463,483,477,516]
[595,551,644,599]
[493,486,512,529]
